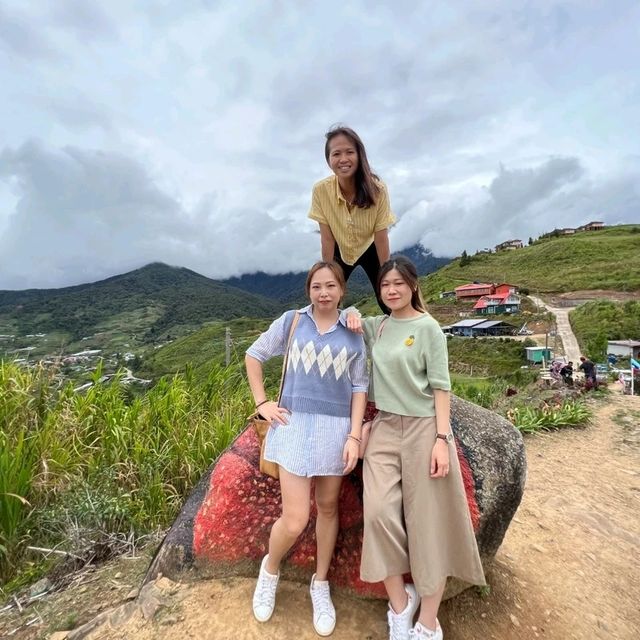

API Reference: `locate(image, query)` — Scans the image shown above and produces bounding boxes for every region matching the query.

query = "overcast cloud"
[1,0,639,289]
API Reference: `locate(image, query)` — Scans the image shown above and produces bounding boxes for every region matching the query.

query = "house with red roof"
[474,290,521,315]
[454,283,494,300]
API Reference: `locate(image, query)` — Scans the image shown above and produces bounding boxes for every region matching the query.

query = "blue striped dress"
[246,305,368,477]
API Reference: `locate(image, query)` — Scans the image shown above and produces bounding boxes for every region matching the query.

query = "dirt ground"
[2,389,639,640]
[548,290,640,304]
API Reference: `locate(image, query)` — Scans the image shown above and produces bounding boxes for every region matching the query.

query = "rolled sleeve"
[373,184,396,231]
[349,340,369,392]
[307,186,327,224]
[424,325,451,391]
[246,312,289,362]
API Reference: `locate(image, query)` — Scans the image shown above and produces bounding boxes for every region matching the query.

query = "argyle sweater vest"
[279,311,364,417]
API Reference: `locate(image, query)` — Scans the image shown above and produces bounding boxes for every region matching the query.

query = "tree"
[459,250,471,267]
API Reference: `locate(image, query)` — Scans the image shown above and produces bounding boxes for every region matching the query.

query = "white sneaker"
[310,573,336,636]
[409,620,443,640]
[387,584,419,640]
[253,555,279,622]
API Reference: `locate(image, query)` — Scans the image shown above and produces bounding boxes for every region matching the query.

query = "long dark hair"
[324,125,380,208]
[377,255,426,313]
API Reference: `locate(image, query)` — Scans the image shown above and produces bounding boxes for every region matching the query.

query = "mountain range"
[0,244,450,343]
[224,244,450,303]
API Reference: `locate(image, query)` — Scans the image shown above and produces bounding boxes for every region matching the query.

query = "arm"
[343,391,367,473]
[433,388,451,437]
[343,340,369,473]
[430,388,452,479]
[244,312,292,425]
[373,228,391,265]
[319,223,336,262]
[372,182,395,266]
[245,354,290,425]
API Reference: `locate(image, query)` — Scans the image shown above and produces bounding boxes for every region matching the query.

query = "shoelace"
[387,610,407,640]
[408,623,439,639]
[255,574,278,606]
[311,583,334,617]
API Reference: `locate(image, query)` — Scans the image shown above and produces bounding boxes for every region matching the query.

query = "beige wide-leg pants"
[360,411,486,596]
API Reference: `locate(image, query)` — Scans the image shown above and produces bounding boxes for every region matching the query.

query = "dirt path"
[528,295,582,362]
[3,392,639,640]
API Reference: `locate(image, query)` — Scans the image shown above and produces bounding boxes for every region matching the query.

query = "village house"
[577,221,605,232]
[454,283,494,300]
[525,346,554,365]
[559,227,576,235]
[455,282,519,305]
[447,319,516,337]
[473,289,521,315]
[495,239,523,251]
[607,340,640,360]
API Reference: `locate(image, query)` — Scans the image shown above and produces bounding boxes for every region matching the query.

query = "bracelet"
[347,434,362,444]
[255,399,269,409]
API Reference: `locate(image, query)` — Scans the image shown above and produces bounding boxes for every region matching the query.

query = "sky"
[1,0,639,290]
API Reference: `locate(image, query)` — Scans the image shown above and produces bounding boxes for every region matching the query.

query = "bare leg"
[417,580,446,631]
[384,574,409,614]
[313,475,343,580]
[265,468,311,574]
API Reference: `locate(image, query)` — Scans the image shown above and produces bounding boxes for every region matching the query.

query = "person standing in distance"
[308,125,396,313]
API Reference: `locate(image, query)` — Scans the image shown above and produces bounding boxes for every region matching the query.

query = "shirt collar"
[299,304,348,328]
[332,175,347,203]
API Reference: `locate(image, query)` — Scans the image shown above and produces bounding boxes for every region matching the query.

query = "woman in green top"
[347,256,485,640]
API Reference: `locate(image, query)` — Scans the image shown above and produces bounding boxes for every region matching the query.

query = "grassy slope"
[570,300,640,359]
[419,225,640,299]
[144,227,639,378]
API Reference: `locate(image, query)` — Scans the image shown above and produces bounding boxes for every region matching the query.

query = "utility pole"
[225,327,231,366]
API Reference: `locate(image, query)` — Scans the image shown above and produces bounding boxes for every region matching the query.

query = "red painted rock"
[145,396,526,599]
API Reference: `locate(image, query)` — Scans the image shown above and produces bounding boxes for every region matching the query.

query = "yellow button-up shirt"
[307,175,396,266]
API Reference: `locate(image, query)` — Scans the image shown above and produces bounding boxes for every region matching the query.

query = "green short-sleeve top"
[363,313,451,417]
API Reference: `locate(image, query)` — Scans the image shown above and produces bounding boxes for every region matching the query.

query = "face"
[308,267,343,311]
[327,134,359,180]
[380,269,414,313]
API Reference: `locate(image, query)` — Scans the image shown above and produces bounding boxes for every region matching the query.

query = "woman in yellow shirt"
[308,126,396,312]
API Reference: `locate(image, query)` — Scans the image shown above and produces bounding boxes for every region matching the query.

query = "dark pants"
[334,242,390,314]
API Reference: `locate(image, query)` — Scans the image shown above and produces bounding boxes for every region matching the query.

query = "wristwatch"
[435,432,454,443]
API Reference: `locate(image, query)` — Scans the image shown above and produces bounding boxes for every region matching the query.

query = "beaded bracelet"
[255,399,269,409]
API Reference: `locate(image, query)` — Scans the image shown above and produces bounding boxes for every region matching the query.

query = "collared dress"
[246,305,368,477]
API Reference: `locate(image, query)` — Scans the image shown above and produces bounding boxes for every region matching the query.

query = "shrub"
[0,360,254,584]
[507,399,591,433]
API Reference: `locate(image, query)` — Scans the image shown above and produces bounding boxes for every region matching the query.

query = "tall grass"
[0,360,253,585]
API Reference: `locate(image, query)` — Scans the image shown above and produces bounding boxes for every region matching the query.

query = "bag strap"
[376,317,388,340]
[276,311,301,403]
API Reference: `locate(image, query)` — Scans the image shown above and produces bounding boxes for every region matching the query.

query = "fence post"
[225,327,231,367]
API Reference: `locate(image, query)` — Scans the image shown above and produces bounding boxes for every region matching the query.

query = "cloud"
[0,140,320,288]
[0,5,58,60]
[392,156,640,257]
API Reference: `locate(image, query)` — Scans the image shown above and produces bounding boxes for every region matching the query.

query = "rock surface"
[145,396,526,598]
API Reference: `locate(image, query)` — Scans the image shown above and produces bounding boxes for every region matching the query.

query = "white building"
[607,340,640,360]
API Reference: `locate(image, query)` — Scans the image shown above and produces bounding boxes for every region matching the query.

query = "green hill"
[419,224,640,299]
[0,263,284,344]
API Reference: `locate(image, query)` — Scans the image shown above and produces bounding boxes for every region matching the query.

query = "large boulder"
[145,396,526,598]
